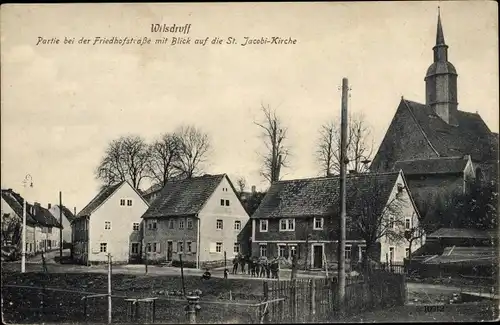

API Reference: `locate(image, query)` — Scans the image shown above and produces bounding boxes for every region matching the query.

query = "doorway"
[167,241,173,261]
[312,245,323,269]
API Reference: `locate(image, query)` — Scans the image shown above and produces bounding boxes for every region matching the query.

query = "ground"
[1,250,498,323]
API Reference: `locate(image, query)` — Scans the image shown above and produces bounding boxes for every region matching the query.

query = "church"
[370,10,498,205]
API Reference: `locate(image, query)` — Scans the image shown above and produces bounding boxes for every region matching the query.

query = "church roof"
[393,156,469,176]
[402,99,498,163]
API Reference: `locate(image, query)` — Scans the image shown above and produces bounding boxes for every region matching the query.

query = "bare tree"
[254,103,290,184]
[316,112,374,176]
[147,133,181,186]
[404,211,426,264]
[1,213,21,247]
[174,125,211,178]
[236,177,247,193]
[346,179,407,269]
[95,135,150,189]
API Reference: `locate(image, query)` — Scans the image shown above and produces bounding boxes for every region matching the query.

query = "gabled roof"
[251,172,401,220]
[1,189,38,225]
[425,246,497,265]
[30,204,62,228]
[402,99,498,162]
[393,156,470,176]
[142,174,226,219]
[428,227,496,240]
[76,181,125,218]
[1,189,62,228]
[55,205,77,223]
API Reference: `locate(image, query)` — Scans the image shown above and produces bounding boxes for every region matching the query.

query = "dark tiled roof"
[142,174,226,219]
[56,205,77,223]
[76,182,124,218]
[393,156,469,175]
[251,172,400,220]
[428,228,495,240]
[31,204,62,228]
[425,246,497,265]
[403,99,498,162]
[1,189,38,225]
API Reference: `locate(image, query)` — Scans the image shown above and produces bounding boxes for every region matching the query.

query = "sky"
[1,2,498,213]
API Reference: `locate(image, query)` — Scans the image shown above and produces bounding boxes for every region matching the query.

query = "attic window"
[397,183,404,194]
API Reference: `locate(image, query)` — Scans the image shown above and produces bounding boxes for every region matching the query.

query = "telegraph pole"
[21,174,33,273]
[59,191,63,260]
[337,77,349,313]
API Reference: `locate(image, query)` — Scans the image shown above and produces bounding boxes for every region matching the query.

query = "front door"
[167,241,173,261]
[313,245,323,269]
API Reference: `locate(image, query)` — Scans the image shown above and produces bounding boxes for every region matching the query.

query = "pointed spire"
[436,6,446,45]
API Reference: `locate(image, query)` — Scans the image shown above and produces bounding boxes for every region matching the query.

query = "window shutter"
[157,242,161,253]
[173,242,177,253]
[210,242,216,253]
[191,241,197,253]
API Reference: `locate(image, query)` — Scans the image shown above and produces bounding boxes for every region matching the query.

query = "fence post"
[185,295,200,324]
[261,281,270,324]
[309,279,316,322]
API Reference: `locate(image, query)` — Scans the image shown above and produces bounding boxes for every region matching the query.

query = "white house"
[48,204,76,245]
[72,181,149,264]
[142,174,250,267]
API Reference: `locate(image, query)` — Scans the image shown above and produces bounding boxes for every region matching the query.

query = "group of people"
[231,254,280,279]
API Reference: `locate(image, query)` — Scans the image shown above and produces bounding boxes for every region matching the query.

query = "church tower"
[424,9,459,125]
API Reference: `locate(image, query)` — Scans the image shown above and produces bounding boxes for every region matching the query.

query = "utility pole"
[337,77,349,313]
[59,191,63,260]
[107,253,112,324]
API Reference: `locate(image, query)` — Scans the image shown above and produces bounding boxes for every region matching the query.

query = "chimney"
[48,203,51,209]
[74,207,77,216]
[34,202,40,206]
[463,154,471,161]
[251,185,256,193]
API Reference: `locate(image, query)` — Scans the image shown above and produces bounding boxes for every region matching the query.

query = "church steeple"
[425,8,459,126]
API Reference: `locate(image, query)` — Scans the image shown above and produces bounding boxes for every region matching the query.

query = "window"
[148,220,157,230]
[234,243,240,254]
[187,218,193,229]
[405,248,410,258]
[178,242,184,253]
[179,219,185,229]
[127,199,133,206]
[345,245,352,260]
[120,199,126,206]
[147,243,152,252]
[397,183,404,194]
[278,245,286,258]
[153,242,158,252]
[389,247,395,262]
[289,245,297,257]
[131,243,139,254]
[389,216,395,229]
[48,227,52,234]
[234,220,241,230]
[280,218,295,231]
[100,243,107,253]
[405,218,411,230]
[259,244,267,257]
[359,246,366,261]
[187,242,192,253]
[105,221,111,230]
[313,217,324,230]
[220,199,225,206]
[225,200,230,206]
[260,220,268,232]
[216,219,223,230]
[133,222,140,231]
[168,219,174,229]
[216,242,223,253]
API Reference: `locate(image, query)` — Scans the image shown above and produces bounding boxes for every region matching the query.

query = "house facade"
[48,204,76,245]
[142,174,250,267]
[370,13,498,184]
[72,181,149,264]
[250,171,425,269]
[1,189,63,255]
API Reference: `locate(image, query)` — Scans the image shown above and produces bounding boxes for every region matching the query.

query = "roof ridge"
[395,156,466,163]
[273,171,401,184]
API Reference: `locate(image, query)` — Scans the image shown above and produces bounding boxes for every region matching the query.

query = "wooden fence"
[262,271,406,323]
